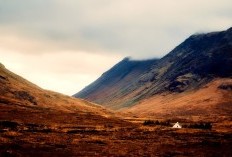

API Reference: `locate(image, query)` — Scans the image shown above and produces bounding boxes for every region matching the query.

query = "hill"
[125,78,232,118]
[0,63,135,156]
[0,63,113,117]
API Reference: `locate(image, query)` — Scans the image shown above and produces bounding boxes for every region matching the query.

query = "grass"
[0,108,231,157]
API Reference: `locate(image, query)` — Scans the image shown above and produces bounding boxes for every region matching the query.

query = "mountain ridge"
[74,27,232,110]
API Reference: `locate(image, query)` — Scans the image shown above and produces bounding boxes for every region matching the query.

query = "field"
[0,104,231,157]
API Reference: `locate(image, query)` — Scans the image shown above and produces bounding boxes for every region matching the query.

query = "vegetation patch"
[13,91,37,105]
[0,121,19,131]
[182,122,212,130]
[218,84,232,90]
[143,120,171,126]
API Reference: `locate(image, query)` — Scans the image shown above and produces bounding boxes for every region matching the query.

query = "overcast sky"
[0,0,232,95]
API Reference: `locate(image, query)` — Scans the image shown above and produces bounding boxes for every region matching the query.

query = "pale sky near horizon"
[0,0,232,95]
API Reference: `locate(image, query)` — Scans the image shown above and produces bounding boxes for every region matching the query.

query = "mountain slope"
[125,78,232,117]
[74,57,158,109]
[74,27,232,110]
[0,63,112,116]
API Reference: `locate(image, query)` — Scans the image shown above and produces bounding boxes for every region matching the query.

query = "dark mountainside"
[74,58,158,108]
[74,28,232,110]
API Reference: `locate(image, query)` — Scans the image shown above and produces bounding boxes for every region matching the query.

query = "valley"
[1,27,232,156]
[1,62,231,156]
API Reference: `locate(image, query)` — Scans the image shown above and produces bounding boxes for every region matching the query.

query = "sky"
[0,0,232,95]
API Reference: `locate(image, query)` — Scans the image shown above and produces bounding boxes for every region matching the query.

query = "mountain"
[74,57,158,109]
[74,27,232,113]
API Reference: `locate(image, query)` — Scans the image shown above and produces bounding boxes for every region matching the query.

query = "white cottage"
[172,122,182,128]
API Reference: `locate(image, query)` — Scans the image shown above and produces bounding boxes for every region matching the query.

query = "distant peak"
[121,57,159,62]
[122,57,132,61]
[188,32,205,39]
[227,27,232,32]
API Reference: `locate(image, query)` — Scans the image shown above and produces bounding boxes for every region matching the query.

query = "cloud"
[1,0,232,58]
[0,0,232,94]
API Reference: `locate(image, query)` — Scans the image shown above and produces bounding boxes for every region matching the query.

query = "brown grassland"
[0,107,232,157]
